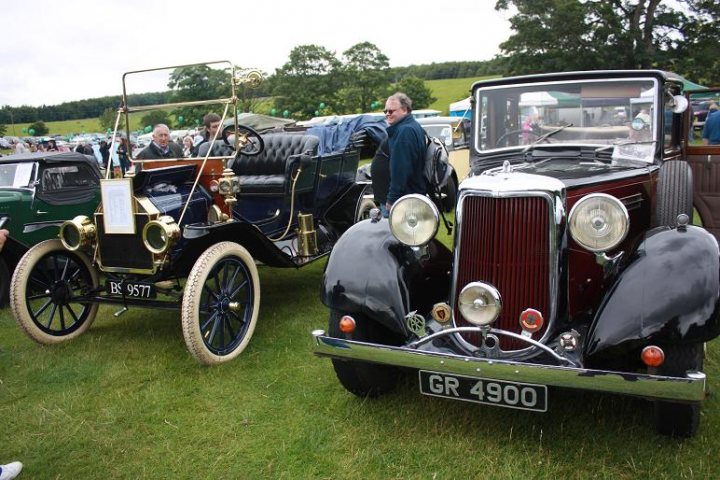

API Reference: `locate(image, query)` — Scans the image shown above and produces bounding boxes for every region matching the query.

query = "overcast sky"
[0,0,512,107]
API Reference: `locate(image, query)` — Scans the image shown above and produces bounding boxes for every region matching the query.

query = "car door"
[27,161,101,244]
[685,89,720,241]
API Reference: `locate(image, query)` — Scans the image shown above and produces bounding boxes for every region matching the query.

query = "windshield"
[474,78,658,162]
[0,162,34,188]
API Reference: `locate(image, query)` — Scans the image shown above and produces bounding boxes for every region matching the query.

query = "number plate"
[418,370,547,412]
[106,280,156,299]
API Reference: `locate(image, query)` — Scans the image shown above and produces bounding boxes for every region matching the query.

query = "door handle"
[36,210,48,215]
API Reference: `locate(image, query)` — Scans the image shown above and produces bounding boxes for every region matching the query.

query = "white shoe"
[0,461,23,480]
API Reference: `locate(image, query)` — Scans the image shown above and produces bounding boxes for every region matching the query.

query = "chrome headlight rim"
[388,194,440,247]
[458,281,502,327]
[142,215,180,254]
[568,193,629,253]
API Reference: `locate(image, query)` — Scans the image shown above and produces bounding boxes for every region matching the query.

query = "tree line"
[1,0,718,133]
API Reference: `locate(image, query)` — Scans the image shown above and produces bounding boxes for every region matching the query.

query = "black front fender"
[586,225,720,360]
[321,219,452,337]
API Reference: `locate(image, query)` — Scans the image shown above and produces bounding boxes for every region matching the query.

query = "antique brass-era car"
[312,70,720,436]
[10,61,370,365]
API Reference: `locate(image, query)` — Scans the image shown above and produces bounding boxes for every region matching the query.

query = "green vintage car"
[0,151,101,304]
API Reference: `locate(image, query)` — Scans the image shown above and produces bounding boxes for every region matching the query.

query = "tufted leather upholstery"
[232,134,320,196]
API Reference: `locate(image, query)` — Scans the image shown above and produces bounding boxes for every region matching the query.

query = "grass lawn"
[1,220,720,479]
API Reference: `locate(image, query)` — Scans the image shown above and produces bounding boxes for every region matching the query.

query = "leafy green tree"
[0,124,6,136]
[272,45,343,118]
[168,65,232,129]
[98,107,125,131]
[393,76,436,110]
[28,121,49,136]
[340,42,392,113]
[495,0,720,82]
[140,111,171,130]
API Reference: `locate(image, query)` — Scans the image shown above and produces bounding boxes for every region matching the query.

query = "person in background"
[12,140,29,155]
[98,140,111,167]
[383,92,426,214]
[192,113,222,156]
[116,137,131,176]
[701,102,720,145]
[182,136,194,158]
[46,139,59,152]
[136,124,183,160]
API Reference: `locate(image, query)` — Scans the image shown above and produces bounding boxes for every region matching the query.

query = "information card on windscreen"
[101,178,135,234]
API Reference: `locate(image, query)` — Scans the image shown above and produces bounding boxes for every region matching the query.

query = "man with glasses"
[384,92,426,215]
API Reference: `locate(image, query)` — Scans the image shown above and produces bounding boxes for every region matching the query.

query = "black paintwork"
[586,225,720,360]
[321,219,453,337]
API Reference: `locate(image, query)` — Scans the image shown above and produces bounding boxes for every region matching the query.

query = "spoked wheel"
[182,241,260,365]
[329,310,400,397]
[10,239,99,344]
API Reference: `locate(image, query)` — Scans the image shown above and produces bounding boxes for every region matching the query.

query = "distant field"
[4,78,490,137]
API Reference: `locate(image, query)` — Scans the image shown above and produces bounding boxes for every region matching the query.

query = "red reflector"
[519,308,544,333]
[641,345,665,368]
[339,315,356,334]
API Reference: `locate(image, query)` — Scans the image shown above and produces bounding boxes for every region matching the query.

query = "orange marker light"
[641,345,665,368]
[520,308,544,333]
[339,315,356,334]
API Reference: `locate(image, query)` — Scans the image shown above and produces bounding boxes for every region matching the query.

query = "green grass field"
[1,222,720,478]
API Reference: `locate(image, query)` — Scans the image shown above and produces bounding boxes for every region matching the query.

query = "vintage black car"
[9,62,370,365]
[312,70,720,437]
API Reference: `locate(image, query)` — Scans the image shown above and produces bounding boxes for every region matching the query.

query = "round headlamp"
[142,215,180,254]
[458,282,502,327]
[389,194,439,247]
[59,215,96,251]
[568,193,629,252]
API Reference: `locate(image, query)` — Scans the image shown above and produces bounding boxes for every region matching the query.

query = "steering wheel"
[223,125,265,157]
[495,129,542,147]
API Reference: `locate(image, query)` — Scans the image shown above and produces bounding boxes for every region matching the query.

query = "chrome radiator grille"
[453,195,552,350]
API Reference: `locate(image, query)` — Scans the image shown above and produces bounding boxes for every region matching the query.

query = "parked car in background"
[313,70,720,437]
[0,151,101,305]
[417,116,471,181]
[10,62,371,366]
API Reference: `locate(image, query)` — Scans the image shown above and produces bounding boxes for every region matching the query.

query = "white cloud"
[0,0,512,106]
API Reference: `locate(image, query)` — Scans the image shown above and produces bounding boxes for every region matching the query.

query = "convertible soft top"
[0,151,101,175]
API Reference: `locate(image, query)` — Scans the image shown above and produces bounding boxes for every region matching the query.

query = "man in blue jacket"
[384,92,427,214]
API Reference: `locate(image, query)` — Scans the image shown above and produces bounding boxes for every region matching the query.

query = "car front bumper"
[312,331,707,402]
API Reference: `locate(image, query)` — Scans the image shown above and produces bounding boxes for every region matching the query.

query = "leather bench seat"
[232,134,320,196]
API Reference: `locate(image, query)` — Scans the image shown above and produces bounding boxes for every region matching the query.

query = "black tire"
[10,240,99,344]
[182,241,260,365]
[329,310,400,398]
[656,161,693,227]
[0,256,9,307]
[654,343,704,437]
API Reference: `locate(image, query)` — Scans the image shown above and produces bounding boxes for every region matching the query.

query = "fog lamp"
[458,282,502,326]
[142,215,180,254]
[569,193,629,252]
[59,215,96,251]
[389,194,439,247]
[218,177,234,195]
[641,345,665,368]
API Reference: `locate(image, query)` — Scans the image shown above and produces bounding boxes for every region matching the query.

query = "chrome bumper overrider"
[311,331,707,402]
